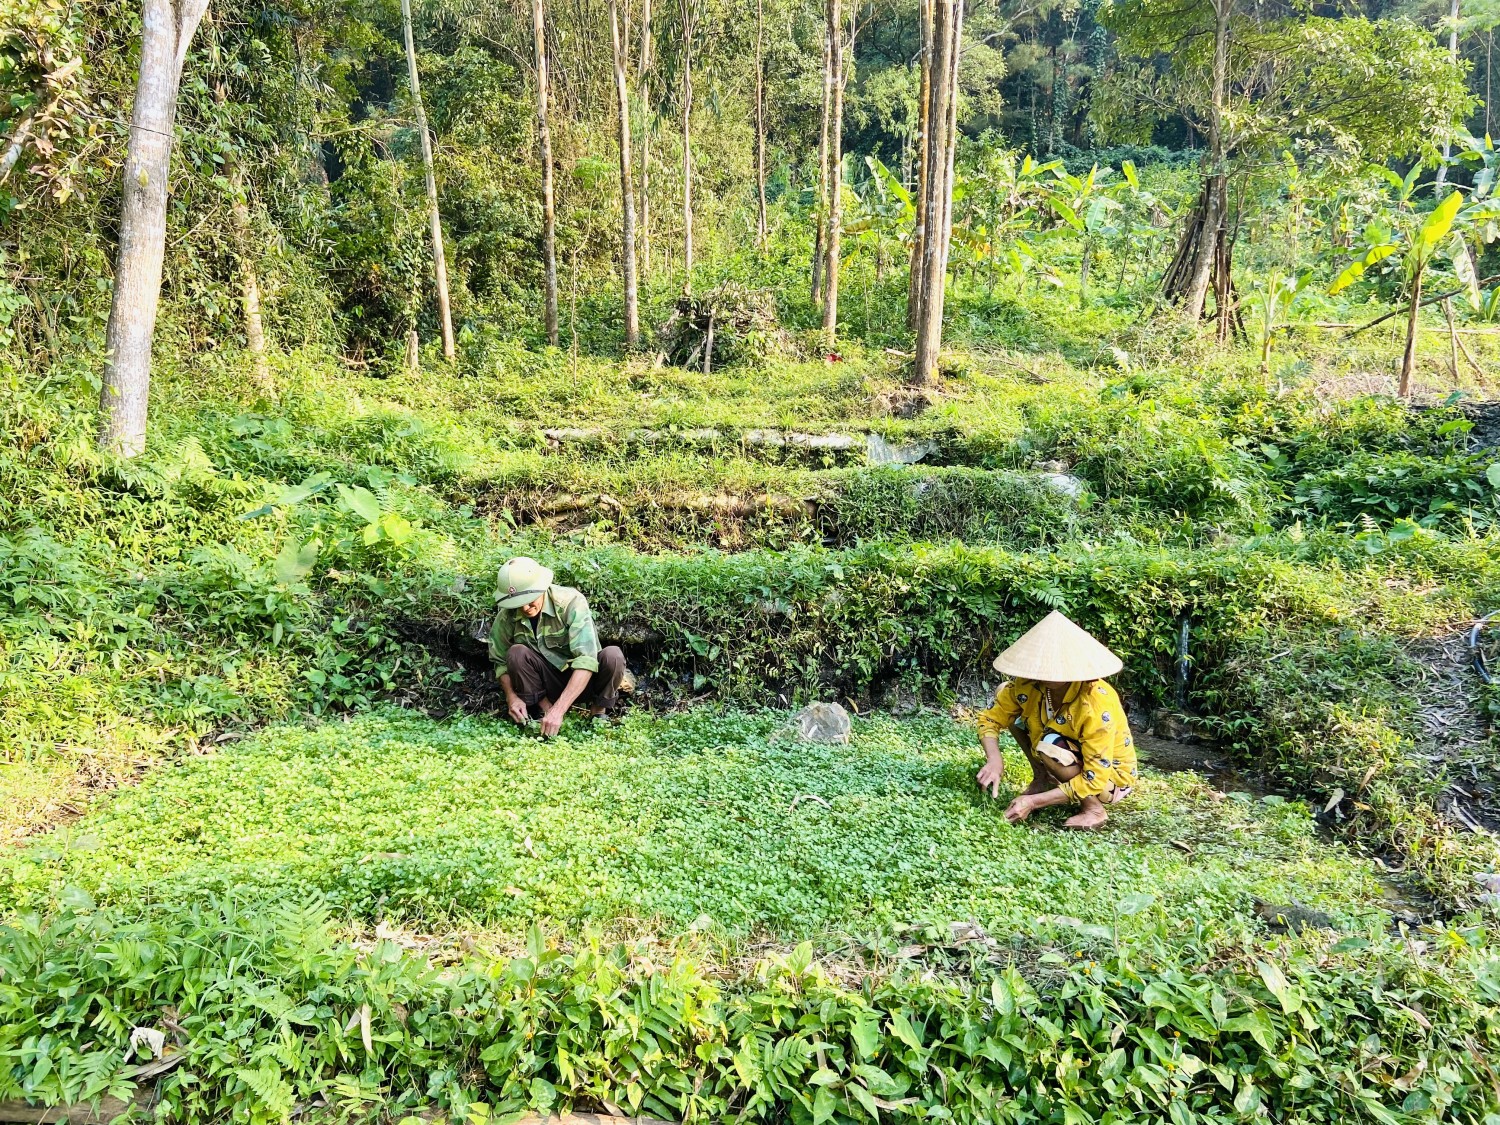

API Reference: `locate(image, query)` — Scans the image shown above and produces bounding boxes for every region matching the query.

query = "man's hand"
[539,703,565,738]
[976,756,1005,799]
[507,694,529,726]
[1004,793,1037,823]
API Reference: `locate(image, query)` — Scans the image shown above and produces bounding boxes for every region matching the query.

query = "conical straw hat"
[992,610,1122,681]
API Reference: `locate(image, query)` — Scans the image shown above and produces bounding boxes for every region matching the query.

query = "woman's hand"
[976,755,1005,799]
[1004,793,1037,823]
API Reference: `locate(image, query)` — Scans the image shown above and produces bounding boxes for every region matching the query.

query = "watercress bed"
[2,709,1392,936]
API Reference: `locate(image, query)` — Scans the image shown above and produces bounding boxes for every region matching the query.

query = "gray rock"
[790,431,860,451]
[867,432,937,465]
[793,702,852,744]
[1039,472,1087,499]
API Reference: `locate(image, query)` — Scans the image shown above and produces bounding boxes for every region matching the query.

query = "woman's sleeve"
[977,681,1022,739]
[1062,707,1117,800]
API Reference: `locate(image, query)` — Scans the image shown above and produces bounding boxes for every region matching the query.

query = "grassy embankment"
[4,314,1500,1121]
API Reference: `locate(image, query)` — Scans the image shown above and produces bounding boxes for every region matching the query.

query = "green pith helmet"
[495,556,554,609]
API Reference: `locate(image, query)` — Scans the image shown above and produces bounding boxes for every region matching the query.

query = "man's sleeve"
[1062,709,1115,800]
[564,596,601,673]
[488,611,515,678]
[976,681,1022,739]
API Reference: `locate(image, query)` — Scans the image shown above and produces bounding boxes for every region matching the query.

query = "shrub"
[2,898,1497,1124]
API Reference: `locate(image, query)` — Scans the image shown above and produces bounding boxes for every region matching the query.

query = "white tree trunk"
[227,160,272,393]
[610,0,641,348]
[821,0,844,345]
[401,0,456,361]
[98,0,209,457]
[755,0,767,248]
[1436,0,1461,186]
[679,0,694,293]
[534,0,560,344]
[638,0,653,277]
[911,0,959,385]
[906,0,932,329]
[1182,0,1228,322]
[812,23,832,303]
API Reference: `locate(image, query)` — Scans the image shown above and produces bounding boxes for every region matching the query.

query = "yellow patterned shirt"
[977,679,1138,801]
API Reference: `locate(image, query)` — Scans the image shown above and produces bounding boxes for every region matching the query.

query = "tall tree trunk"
[821,0,844,345]
[610,0,640,348]
[938,0,961,280]
[1176,0,1227,322]
[212,81,272,394]
[99,0,210,457]
[679,0,694,293]
[638,0,653,276]
[227,160,272,393]
[911,0,958,385]
[401,0,456,361]
[907,0,932,329]
[754,0,768,249]
[533,0,560,345]
[1437,0,1461,186]
[1400,266,1424,397]
[813,22,832,304]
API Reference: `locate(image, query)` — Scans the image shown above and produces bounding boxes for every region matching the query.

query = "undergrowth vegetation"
[4,896,1498,1124]
[6,283,1500,1124]
[0,709,1391,933]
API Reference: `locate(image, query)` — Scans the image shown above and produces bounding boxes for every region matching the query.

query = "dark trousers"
[507,644,626,714]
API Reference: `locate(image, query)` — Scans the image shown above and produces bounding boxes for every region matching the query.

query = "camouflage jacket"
[487,585,601,677]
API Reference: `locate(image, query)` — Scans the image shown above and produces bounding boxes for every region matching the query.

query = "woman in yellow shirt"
[975,611,1138,830]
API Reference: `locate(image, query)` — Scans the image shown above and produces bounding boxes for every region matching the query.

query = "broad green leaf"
[337,484,383,524]
[853,1064,906,1097]
[273,538,319,585]
[849,1082,880,1123]
[1418,191,1463,256]
[1051,199,1084,232]
[889,1011,924,1052]
[1487,463,1500,489]
[851,1016,881,1059]
[812,1084,837,1125]
[1234,1081,1262,1116]
[1257,960,1298,1014]
[279,472,333,506]
[1329,243,1398,294]
[1121,159,1139,189]
[1225,1009,1279,1052]
[1116,892,1156,916]
[1452,232,1482,306]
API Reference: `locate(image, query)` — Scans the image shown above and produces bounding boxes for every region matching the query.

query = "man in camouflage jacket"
[488,557,626,737]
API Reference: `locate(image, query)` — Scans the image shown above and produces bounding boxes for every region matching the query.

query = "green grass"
[1,707,1395,939]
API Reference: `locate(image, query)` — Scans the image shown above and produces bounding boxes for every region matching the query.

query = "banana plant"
[1244,270,1312,383]
[955,151,1062,295]
[844,156,912,280]
[1330,190,1465,396]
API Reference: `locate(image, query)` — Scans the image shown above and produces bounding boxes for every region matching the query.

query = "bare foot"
[588,704,608,718]
[1064,803,1109,830]
[1022,777,1054,796]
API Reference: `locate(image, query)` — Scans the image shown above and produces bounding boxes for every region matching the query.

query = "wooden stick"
[1445,297,1461,383]
[1454,324,1487,378]
[1343,276,1500,338]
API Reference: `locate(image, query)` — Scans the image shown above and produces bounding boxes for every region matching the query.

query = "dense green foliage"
[9,0,1500,1119]
[0,709,1390,932]
[4,897,1498,1123]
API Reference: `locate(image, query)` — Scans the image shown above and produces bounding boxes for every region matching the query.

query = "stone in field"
[793,702,852,744]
